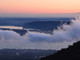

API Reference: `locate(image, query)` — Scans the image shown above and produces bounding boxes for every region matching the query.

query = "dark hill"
[40,41,80,60]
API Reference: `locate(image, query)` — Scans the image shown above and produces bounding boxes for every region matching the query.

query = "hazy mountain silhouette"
[40,41,80,60]
[0,28,27,36]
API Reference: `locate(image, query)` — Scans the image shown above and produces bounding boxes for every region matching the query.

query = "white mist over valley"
[0,17,79,50]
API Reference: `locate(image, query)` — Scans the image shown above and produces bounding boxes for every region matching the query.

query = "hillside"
[40,41,80,60]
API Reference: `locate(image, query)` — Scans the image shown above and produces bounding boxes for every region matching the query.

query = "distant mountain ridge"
[40,41,80,60]
[0,17,74,26]
[0,17,74,36]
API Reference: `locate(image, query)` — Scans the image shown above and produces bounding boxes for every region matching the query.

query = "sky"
[0,0,80,17]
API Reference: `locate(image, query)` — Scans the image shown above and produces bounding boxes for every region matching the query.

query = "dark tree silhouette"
[40,41,80,60]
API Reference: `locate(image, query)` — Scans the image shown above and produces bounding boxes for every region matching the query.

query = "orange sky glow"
[0,0,80,14]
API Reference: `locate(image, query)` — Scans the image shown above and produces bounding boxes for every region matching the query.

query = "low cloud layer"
[0,18,80,50]
[0,30,75,50]
[27,18,80,43]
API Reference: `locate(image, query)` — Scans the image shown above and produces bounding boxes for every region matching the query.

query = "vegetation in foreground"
[40,41,80,60]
